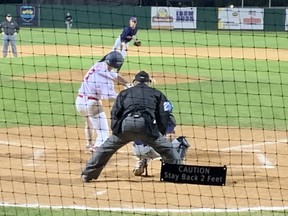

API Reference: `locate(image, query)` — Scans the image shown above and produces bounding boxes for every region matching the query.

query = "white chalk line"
[95,190,106,196]
[0,140,44,149]
[213,138,288,169]
[0,140,45,167]
[1,202,288,213]
[25,149,45,167]
[218,138,288,152]
[257,153,274,168]
[0,140,130,153]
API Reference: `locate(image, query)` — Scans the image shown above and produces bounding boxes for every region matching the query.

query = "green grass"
[0,206,149,216]
[0,55,95,76]
[0,206,287,216]
[2,52,288,130]
[17,28,288,49]
[0,80,78,127]
[161,80,288,130]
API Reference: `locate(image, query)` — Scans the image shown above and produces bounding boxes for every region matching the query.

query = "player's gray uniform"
[65,13,73,31]
[0,15,19,57]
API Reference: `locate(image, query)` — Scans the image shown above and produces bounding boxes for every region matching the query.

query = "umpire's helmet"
[104,51,124,69]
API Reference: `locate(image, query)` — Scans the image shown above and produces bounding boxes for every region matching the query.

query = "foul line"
[0,140,45,167]
[213,138,288,169]
[0,140,44,149]
[0,140,130,153]
[218,138,288,152]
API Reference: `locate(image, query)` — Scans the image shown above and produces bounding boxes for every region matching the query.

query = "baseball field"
[0,28,288,216]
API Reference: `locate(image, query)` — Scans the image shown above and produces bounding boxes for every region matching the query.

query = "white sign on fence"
[285,9,288,31]
[218,8,264,30]
[151,7,197,29]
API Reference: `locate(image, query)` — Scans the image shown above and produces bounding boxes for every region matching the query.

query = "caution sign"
[160,163,227,186]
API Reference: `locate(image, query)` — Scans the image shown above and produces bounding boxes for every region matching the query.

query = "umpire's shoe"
[81,175,92,183]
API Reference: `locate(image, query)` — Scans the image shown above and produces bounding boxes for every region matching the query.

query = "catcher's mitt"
[133,40,141,47]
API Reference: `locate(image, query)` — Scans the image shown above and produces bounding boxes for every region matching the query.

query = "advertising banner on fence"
[151,7,197,29]
[285,9,288,31]
[218,8,264,30]
[17,5,40,27]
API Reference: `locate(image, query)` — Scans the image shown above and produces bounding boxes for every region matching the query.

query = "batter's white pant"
[75,96,109,147]
[112,36,129,59]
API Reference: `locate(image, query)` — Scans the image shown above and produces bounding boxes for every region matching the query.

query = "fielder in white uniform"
[75,51,130,152]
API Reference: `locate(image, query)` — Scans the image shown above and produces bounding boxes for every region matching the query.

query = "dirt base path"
[16,45,288,61]
[0,125,287,210]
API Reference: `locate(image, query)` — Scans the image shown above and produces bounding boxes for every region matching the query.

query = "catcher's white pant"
[113,36,129,59]
[75,96,109,148]
[132,138,186,161]
[132,144,161,161]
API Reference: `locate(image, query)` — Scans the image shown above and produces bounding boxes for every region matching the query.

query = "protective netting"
[0,3,287,216]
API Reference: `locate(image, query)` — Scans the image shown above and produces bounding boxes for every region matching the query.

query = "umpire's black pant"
[82,115,182,180]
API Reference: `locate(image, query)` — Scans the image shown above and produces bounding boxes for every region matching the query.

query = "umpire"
[0,14,20,57]
[81,71,189,182]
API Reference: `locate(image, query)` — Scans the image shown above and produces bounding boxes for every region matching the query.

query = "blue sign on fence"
[17,5,40,27]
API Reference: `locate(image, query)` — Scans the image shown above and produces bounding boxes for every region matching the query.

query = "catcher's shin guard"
[172,136,190,162]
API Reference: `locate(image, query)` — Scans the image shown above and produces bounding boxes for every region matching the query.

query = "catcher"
[112,17,141,61]
[132,101,190,176]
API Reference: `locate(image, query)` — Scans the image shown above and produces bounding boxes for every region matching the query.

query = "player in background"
[65,12,73,31]
[75,51,131,153]
[112,16,138,71]
[0,14,20,57]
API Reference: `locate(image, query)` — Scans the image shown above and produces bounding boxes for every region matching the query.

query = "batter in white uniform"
[75,51,130,152]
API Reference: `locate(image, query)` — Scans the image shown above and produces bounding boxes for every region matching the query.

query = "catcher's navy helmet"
[105,51,124,69]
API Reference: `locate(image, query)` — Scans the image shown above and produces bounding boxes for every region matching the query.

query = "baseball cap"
[134,71,151,83]
[130,17,137,22]
[6,14,12,17]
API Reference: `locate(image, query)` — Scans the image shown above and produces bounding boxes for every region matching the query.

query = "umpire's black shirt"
[120,26,138,43]
[111,83,170,135]
[0,20,19,35]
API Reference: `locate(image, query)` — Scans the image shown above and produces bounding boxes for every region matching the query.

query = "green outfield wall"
[264,8,285,31]
[196,7,218,30]
[0,5,286,30]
